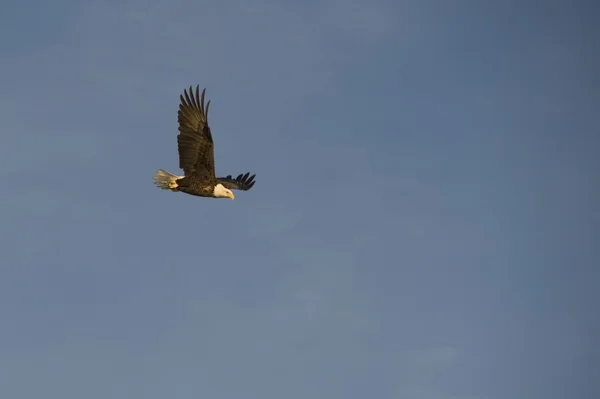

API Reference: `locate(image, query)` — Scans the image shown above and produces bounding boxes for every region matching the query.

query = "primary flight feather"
[153,85,256,200]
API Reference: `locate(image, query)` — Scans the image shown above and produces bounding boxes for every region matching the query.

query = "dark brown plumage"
[153,85,256,199]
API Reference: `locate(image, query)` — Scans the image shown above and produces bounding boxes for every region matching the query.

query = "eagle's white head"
[213,183,235,200]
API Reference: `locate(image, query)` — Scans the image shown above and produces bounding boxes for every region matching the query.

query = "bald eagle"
[153,85,256,200]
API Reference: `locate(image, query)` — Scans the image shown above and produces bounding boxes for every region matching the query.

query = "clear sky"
[1,0,598,398]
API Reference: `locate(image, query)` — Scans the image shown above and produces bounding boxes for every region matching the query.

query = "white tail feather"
[153,169,182,190]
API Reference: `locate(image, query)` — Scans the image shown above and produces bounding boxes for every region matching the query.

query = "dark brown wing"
[176,85,215,179]
[216,173,257,191]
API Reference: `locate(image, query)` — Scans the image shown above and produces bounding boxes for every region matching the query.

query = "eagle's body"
[153,86,256,199]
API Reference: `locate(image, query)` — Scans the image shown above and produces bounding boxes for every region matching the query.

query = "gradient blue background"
[1,1,598,398]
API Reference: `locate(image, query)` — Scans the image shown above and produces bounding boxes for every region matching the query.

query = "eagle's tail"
[153,169,182,190]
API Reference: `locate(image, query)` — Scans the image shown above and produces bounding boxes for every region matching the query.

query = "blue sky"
[1,0,598,398]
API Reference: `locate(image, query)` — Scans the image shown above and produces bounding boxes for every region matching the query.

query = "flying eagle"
[153,85,256,200]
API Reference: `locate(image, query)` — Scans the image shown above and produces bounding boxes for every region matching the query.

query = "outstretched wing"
[177,86,215,178]
[216,172,256,191]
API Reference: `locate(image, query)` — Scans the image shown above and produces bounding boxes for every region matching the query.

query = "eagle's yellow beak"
[229,192,235,200]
